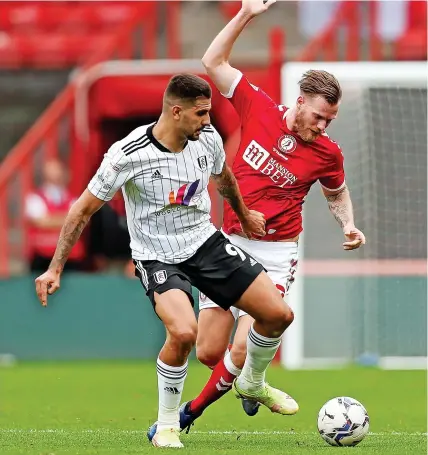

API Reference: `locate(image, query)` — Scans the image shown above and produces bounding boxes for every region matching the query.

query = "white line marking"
[0,429,426,436]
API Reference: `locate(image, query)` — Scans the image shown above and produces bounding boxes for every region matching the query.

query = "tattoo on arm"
[49,213,89,272]
[325,185,354,229]
[213,164,247,219]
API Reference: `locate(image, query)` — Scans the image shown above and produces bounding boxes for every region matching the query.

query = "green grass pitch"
[1,361,426,454]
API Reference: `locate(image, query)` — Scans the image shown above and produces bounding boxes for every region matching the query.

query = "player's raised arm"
[201,0,276,95]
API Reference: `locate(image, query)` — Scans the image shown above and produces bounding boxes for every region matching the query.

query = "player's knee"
[263,305,294,335]
[170,325,198,350]
[196,345,223,368]
[281,305,294,328]
[276,306,294,331]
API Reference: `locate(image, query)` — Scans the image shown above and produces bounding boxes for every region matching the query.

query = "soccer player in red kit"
[176,0,366,431]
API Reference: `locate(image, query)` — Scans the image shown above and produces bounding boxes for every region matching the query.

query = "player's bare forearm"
[212,164,249,220]
[202,11,251,95]
[201,0,278,95]
[48,190,105,273]
[202,1,276,94]
[202,10,253,69]
[324,185,355,229]
[48,210,89,273]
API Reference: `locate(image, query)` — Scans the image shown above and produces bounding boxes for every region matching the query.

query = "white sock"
[236,324,281,392]
[224,351,242,376]
[156,358,188,431]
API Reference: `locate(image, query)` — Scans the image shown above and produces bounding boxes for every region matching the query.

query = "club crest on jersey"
[197,156,208,171]
[277,135,297,155]
[154,270,167,284]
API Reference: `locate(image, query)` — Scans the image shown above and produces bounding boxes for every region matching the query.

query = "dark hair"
[165,74,211,102]
[299,70,342,105]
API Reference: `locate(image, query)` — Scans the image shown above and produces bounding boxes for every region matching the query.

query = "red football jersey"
[222,72,345,241]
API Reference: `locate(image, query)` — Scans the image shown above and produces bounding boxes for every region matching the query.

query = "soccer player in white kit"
[35,74,299,449]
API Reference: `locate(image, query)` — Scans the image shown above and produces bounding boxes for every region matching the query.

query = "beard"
[187,135,200,141]
[295,110,320,143]
[187,129,202,141]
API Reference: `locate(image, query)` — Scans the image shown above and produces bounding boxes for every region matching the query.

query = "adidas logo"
[250,258,257,266]
[151,170,163,180]
[164,386,180,394]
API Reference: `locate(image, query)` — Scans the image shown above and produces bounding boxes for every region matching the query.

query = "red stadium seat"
[0,3,66,32]
[0,1,142,67]
[0,1,139,32]
[0,32,112,68]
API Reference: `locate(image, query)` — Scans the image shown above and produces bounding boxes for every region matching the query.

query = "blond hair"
[298,70,342,105]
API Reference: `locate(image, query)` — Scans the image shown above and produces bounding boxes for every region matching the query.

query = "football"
[317,397,370,446]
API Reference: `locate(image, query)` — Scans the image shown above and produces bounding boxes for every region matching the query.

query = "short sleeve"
[319,147,346,191]
[211,129,226,176]
[223,71,276,124]
[87,142,133,202]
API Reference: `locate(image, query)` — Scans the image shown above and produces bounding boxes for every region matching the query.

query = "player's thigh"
[196,305,235,366]
[264,247,299,299]
[155,289,198,344]
[234,271,293,324]
[135,260,197,342]
[223,233,299,300]
[220,234,297,320]
[182,232,264,311]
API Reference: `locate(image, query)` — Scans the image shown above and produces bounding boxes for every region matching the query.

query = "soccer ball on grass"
[317,396,369,446]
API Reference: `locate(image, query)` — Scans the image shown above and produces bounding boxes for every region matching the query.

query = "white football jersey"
[88,123,225,263]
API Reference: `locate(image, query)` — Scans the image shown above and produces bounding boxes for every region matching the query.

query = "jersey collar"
[147,123,188,154]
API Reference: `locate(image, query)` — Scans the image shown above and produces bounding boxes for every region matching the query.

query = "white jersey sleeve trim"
[87,142,133,202]
[222,71,243,99]
[320,180,346,192]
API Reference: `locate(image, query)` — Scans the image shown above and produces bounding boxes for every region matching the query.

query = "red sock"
[189,358,236,415]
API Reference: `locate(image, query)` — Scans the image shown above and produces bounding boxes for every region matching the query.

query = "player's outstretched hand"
[241,210,266,239]
[343,227,366,251]
[35,269,61,307]
[241,0,277,18]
